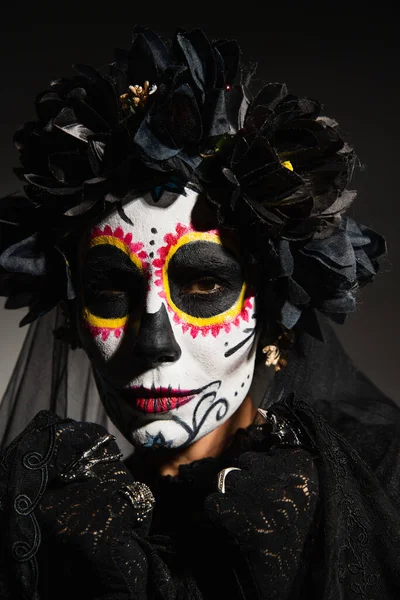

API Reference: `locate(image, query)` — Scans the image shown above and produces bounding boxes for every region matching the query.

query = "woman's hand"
[36,420,154,600]
[204,447,319,600]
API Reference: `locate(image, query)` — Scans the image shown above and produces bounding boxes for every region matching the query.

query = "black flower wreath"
[0,26,385,338]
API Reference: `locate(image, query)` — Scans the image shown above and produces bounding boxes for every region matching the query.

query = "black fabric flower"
[269,217,386,330]
[198,85,354,241]
[0,26,386,334]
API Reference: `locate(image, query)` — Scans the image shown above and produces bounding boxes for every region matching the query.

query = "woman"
[1,27,400,599]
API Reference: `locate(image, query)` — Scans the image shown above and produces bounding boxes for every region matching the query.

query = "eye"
[87,289,128,299]
[181,278,223,295]
[166,240,244,319]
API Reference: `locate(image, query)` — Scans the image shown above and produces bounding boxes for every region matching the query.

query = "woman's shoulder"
[318,396,400,506]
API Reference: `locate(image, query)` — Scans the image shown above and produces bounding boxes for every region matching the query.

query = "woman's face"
[77,188,258,449]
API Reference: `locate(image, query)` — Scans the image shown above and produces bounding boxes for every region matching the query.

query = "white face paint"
[77,188,258,449]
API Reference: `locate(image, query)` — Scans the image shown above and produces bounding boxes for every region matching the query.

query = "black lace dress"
[1,315,400,599]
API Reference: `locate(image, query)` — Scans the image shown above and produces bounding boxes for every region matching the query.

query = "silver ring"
[217,467,241,494]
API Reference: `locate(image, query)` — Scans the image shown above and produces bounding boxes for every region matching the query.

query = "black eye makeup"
[167,241,244,318]
[81,236,245,326]
[81,244,145,319]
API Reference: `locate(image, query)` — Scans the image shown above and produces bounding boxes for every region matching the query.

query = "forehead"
[90,188,217,240]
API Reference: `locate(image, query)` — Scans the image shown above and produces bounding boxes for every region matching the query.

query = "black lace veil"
[0,306,134,456]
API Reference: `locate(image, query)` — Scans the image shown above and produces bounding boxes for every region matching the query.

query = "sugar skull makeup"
[77,188,258,449]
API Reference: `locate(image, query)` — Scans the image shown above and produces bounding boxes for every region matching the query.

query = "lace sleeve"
[36,420,155,599]
[204,447,319,600]
[0,413,154,600]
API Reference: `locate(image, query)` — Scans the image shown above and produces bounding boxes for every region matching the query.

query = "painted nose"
[135,304,181,368]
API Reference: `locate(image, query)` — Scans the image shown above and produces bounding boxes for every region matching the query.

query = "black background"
[0,9,398,401]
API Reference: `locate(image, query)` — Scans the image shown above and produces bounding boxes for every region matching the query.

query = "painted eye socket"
[167,240,244,319]
[82,244,145,321]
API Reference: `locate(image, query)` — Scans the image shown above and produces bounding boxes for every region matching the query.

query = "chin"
[127,390,249,450]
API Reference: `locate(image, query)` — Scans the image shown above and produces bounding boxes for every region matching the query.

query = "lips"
[126,386,195,413]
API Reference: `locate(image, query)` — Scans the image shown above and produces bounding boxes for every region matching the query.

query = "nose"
[134,304,182,368]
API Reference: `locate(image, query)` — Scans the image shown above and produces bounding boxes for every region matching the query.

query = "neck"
[139,395,257,477]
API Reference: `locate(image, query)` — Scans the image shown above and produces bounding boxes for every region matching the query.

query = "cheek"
[81,315,128,344]
[77,303,126,364]
[163,288,255,341]
[171,295,257,373]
